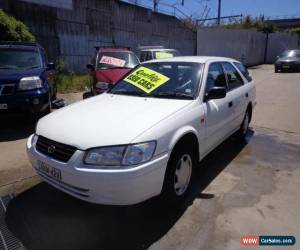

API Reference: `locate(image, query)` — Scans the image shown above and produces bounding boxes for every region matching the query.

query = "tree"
[0,9,35,42]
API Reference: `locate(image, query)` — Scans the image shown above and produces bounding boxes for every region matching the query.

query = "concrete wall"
[266,32,300,63]
[0,0,196,73]
[197,28,266,66]
[197,28,300,66]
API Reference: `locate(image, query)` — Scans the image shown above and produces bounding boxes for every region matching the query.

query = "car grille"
[36,136,77,163]
[0,84,15,96]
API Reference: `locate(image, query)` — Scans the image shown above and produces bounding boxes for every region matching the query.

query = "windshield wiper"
[0,67,15,69]
[26,66,40,69]
[148,92,194,100]
[111,90,147,97]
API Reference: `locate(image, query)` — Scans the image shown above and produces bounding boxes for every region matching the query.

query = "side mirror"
[205,87,226,101]
[276,55,280,59]
[86,63,95,71]
[47,62,55,70]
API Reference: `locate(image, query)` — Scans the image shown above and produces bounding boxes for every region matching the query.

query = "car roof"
[142,56,239,64]
[0,41,41,50]
[98,48,130,53]
[140,48,178,52]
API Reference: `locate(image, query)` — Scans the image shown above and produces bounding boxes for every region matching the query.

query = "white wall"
[197,28,300,66]
[267,33,300,63]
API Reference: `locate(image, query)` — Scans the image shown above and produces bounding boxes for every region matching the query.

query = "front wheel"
[160,143,195,205]
[237,110,250,141]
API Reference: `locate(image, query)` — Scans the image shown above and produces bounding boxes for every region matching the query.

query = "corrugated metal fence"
[0,0,196,73]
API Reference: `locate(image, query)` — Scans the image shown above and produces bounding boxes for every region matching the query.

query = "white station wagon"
[27,56,256,205]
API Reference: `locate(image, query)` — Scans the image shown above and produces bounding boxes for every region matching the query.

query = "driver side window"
[206,63,227,94]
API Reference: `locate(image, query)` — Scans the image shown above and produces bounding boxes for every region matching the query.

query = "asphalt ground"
[0,65,300,250]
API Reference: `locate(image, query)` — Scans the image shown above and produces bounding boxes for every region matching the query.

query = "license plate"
[38,161,62,180]
[0,104,8,109]
[282,65,290,68]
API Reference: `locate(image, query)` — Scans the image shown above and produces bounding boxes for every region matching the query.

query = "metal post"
[217,0,221,25]
[154,0,158,12]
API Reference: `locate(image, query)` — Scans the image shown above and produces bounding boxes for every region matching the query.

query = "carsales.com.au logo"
[241,235,296,246]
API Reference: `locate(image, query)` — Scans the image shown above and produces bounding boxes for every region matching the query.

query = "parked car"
[0,41,56,115]
[274,49,300,72]
[86,47,140,95]
[138,46,180,62]
[27,56,256,205]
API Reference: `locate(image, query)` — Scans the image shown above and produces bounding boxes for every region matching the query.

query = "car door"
[203,62,233,155]
[221,62,248,130]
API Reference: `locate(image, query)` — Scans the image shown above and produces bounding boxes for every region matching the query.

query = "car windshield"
[96,51,139,69]
[0,49,41,70]
[109,62,202,100]
[280,50,300,58]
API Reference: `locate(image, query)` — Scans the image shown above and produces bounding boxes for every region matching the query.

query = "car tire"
[275,67,279,73]
[45,92,52,114]
[160,142,196,205]
[237,109,250,141]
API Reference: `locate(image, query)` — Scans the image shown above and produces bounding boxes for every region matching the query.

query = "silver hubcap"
[174,154,192,196]
[242,113,249,135]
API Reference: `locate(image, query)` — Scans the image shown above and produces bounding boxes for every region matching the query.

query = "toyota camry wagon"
[27,56,256,205]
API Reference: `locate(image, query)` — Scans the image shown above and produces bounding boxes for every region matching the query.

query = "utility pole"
[154,0,158,12]
[217,0,221,25]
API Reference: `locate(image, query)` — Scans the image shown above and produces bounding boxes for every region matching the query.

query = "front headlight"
[84,141,156,168]
[95,82,110,91]
[19,76,43,90]
[31,134,38,146]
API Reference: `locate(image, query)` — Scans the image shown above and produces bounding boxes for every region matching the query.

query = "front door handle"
[228,101,233,108]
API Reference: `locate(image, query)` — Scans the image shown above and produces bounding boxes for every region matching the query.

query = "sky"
[125,0,300,20]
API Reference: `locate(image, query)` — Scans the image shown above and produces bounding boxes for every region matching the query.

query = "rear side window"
[233,62,252,82]
[222,62,244,91]
[205,63,227,93]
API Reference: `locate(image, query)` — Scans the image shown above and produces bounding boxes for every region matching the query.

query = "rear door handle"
[245,93,249,98]
[228,101,233,108]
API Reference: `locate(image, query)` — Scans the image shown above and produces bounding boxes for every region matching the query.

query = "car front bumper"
[275,62,300,71]
[26,135,169,205]
[0,88,49,113]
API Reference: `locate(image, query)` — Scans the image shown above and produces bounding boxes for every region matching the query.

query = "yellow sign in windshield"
[155,51,174,59]
[124,66,170,93]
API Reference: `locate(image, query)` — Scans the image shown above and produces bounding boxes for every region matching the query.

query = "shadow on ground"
[0,114,36,142]
[5,132,253,250]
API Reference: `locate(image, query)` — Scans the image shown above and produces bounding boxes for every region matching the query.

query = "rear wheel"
[275,67,279,73]
[161,143,195,204]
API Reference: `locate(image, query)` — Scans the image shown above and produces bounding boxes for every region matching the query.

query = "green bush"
[288,27,300,35]
[0,9,35,42]
[55,73,92,93]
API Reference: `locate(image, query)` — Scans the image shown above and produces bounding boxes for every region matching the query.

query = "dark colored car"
[86,47,140,95]
[0,42,56,115]
[138,46,181,62]
[275,50,300,72]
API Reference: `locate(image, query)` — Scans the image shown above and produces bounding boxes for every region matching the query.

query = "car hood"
[95,68,130,84]
[0,68,43,84]
[277,57,300,62]
[36,93,192,150]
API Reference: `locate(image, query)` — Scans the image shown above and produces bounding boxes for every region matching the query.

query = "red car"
[87,47,140,95]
